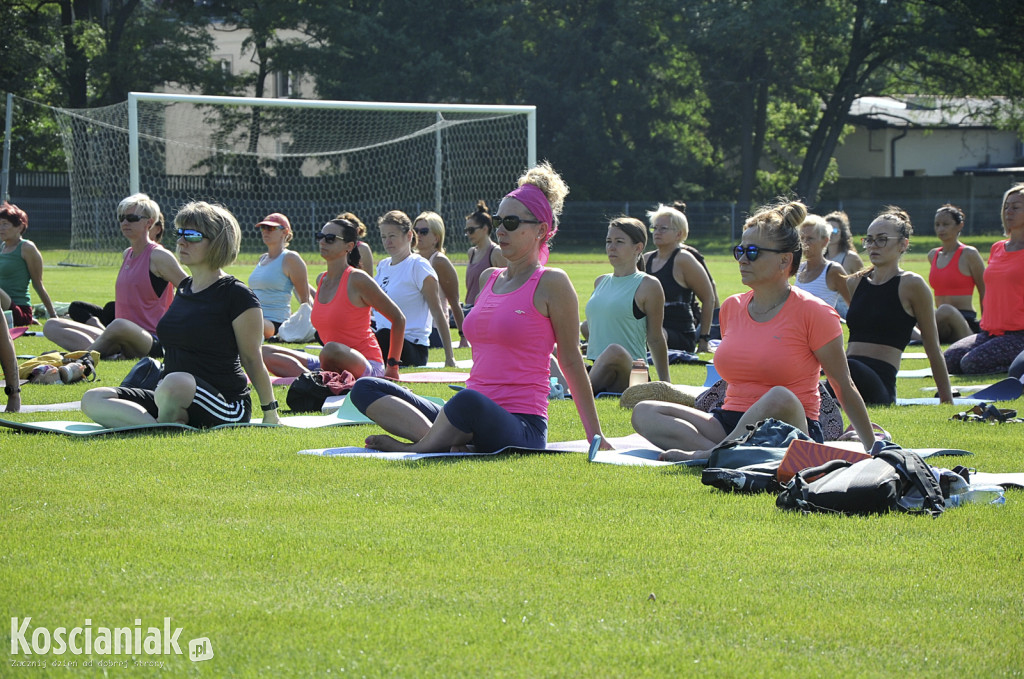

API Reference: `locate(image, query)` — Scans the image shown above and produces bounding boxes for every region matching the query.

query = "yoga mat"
[969,472,1024,489]
[896,379,1020,405]
[424,359,474,369]
[9,327,27,340]
[396,371,469,383]
[704,363,721,387]
[20,401,82,413]
[298,433,650,460]
[901,352,927,360]
[921,378,1024,398]
[897,367,933,379]
[321,393,444,415]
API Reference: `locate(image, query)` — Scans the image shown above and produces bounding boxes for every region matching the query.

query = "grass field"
[2,246,1022,677]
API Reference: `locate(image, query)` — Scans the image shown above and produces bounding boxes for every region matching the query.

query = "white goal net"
[51,93,535,265]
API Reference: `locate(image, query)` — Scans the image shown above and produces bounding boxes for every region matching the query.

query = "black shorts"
[958,309,982,334]
[375,328,429,367]
[711,408,824,443]
[113,375,251,428]
[665,327,697,353]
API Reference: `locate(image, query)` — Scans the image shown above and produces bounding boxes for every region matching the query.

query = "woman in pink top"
[43,194,186,358]
[261,218,405,380]
[944,183,1024,374]
[632,200,874,462]
[350,162,608,453]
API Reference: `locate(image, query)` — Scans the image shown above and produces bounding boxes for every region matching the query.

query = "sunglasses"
[465,225,483,236]
[861,235,891,248]
[176,228,207,243]
[732,244,788,262]
[491,215,541,231]
[414,227,431,236]
[119,214,147,223]
[315,232,339,244]
[257,224,283,232]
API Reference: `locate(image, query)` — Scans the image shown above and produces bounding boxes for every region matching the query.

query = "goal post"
[55,93,536,265]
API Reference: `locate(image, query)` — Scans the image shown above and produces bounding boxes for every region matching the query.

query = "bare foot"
[365,434,413,452]
[659,448,711,462]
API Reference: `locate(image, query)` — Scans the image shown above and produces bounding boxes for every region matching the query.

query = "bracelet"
[458,329,465,337]
[4,385,20,396]
[261,400,279,412]
[386,358,401,367]
[699,334,711,341]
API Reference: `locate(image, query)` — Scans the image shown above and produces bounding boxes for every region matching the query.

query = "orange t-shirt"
[714,287,842,421]
[980,241,1024,335]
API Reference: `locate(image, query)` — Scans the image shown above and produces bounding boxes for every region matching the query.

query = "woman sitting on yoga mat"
[824,211,864,318]
[643,202,717,353]
[842,207,953,405]
[0,202,57,325]
[43,194,187,359]
[925,204,985,344]
[944,183,1024,375]
[413,211,466,350]
[579,216,670,395]
[1,311,20,413]
[794,214,851,311]
[349,161,609,453]
[259,218,405,380]
[631,199,874,462]
[463,200,506,314]
[82,202,280,427]
[249,212,312,339]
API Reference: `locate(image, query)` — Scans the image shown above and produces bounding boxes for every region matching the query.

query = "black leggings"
[846,355,898,405]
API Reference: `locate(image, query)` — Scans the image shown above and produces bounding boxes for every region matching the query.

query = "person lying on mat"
[944,183,1024,375]
[349,161,609,453]
[840,207,953,405]
[374,210,456,368]
[644,202,717,353]
[43,194,187,359]
[0,201,57,325]
[249,212,312,339]
[1,311,20,412]
[260,218,405,381]
[82,201,279,427]
[579,216,669,395]
[631,199,874,462]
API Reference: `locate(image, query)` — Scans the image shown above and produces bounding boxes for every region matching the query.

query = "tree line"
[2,0,1021,212]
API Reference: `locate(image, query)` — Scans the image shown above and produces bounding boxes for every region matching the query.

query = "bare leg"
[0,288,10,311]
[88,319,155,359]
[716,386,808,443]
[153,372,196,424]
[261,345,316,377]
[43,318,103,352]
[588,343,632,394]
[364,395,434,443]
[366,409,473,452]
[935,304,972,344]
[82,387,157,427]
[319,342,371,377]
[262,319,276,339]
[631,400,726,458]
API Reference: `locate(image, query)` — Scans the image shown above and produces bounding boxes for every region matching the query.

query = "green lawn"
[2,249,1022,677]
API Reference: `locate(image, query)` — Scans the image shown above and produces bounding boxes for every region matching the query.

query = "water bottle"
[946,485,1006,508]
[59,362,85,384]
[29,364,61,384]
[629,359,649,388]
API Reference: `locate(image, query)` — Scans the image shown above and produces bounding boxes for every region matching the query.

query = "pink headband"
[505,184,556,264]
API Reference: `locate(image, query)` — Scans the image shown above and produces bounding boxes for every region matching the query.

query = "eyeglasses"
[120,214,147,223]
[861,235,890,248]
[176,228,206,243]
[492,215,541,231]
[414,227,431,236]
[315,232,339,244]
[257,224,283,232]
[733,244,788,262]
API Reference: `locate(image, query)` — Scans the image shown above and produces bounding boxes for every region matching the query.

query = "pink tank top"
[464,267,553,417]
[115,242,173,335]
[310,267,384,363]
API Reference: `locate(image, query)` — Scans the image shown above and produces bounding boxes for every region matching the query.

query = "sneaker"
[619,381,697,409]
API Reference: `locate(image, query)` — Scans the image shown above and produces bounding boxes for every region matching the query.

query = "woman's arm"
[357,243,374,276]
[21,241,56,318]
[539,269,608,448]
[488,245,508,269]
[815,336,873,451]
[421,276,456,366]
[903,274,954,403]
[676,251,715,352]
[432,254,466,343]
[233,307,280,424]
[149,247,188,287]
[282,251,311,306]
[963,246,986,312]
[827,262,852,305]
[639,277,670,382]
[353,270,406,379]
[844,250,865,275]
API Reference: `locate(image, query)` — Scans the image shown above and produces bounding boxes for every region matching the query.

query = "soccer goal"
[51,92,536,265]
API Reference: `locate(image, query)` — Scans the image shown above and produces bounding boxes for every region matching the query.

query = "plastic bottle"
[29,364,61,384]
[946,485,1006,508]
[59,362,85,384]
[629,359,649,388]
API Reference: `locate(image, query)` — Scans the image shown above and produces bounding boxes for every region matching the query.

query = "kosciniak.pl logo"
[10,617,213,662]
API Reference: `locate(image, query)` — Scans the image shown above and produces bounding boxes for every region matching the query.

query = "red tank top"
[310,267,383,363]
[928,244,974,297]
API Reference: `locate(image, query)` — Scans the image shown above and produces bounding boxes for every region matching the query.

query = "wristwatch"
[261,400,279,412]
[4,385,20,396]
[386,358,401,367]
[699,334,711,341]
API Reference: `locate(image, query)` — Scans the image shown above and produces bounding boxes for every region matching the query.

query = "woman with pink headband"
[350,162,609,453]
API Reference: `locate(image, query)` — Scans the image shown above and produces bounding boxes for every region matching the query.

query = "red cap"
[256,213,291,230]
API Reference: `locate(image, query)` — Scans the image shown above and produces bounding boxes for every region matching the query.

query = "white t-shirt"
[373,253,437,346]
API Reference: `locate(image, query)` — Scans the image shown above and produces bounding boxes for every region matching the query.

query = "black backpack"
[776,444,947,517]
[286,371,333,412]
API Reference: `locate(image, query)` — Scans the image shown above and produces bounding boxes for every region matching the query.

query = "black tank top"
[846,274,917,349]
[645,249,695,332]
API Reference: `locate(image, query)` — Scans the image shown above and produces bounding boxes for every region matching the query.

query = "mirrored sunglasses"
[732,244,788,262]
[176,228,207,243]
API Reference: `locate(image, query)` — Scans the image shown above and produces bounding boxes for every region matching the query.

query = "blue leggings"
[1009,350,1024,380]
[348,377,548,453]
[944,330,1024,375]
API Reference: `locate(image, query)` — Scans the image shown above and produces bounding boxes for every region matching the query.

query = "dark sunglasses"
[119,214,147,223]
[315,232,339,244]
[414,227,431,236]
[732,244,788,262]
[176,228,207,243]
[464,225,483,236]
[257,224,283,232]
[491,215,541,231]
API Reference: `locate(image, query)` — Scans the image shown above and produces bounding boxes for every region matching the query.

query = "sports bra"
[846,274,917,350]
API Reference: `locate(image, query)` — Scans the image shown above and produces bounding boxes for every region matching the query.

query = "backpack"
[776,443,948,517]
[285,369,356,412]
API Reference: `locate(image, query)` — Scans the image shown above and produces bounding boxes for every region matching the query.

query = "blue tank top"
[248,252,294,323]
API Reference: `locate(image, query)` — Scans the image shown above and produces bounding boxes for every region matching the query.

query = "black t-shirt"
[156,276,261,401]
